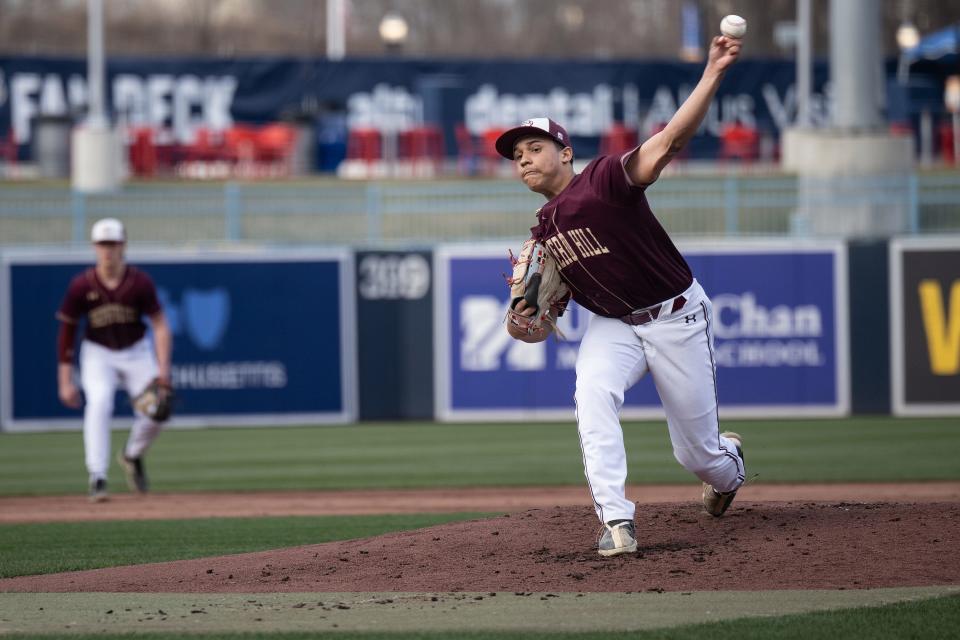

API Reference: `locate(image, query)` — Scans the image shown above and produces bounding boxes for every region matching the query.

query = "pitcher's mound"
[2,501,958,593]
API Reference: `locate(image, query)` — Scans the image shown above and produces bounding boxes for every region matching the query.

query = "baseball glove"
[505,238,570,339]
[133,378,175,422]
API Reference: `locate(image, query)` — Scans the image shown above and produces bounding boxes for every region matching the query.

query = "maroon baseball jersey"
[530,153,692,318]
[57,266,161,350]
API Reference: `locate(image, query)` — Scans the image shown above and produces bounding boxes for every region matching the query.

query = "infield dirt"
[2,499,958,594]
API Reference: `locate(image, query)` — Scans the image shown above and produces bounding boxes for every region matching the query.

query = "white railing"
[0,172,958,247]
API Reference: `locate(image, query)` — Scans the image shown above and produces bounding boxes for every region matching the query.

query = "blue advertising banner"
[0,249,356,431]
[434,241,848,421]
[0,55,831,159]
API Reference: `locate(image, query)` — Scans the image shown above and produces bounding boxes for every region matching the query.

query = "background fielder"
[499,33,746,557]
[56,218,172,502]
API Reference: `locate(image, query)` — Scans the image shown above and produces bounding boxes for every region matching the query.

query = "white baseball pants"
[574,279,745,523]
[79,337,161,480]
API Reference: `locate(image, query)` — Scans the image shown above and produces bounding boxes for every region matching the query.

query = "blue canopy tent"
[899,22,960,83]
[902,22,960,66]
[898,23,960,163]
[892,22,960,108]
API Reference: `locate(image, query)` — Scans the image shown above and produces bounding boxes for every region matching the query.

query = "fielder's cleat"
[88,477,109,503]
[118,453,149,494]
[597,520,637,557]
[702,431,744,517]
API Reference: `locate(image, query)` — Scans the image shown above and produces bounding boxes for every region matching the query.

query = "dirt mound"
[3,501,958,594]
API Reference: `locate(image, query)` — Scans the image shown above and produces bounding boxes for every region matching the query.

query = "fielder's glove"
[133,378,175,422]
[505,238,570,339]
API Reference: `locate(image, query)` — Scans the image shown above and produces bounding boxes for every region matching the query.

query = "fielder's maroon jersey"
[530,153,692,318]
[57,266,161,350]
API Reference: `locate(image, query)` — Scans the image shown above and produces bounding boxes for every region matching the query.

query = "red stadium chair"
[399,125,445,176]
[455,123,478,175]
[256,123,297,163]
[225,125,259,164]
[406,126,444,161]
[600,123,639,156]
[128,127,157,177]
[480,127,507,176]
[179,127,228,163]
[346,127,383,163]
[719,122,760,163]
[1,129,19,166]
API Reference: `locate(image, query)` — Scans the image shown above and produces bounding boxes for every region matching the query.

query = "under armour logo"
[684,314,697,324]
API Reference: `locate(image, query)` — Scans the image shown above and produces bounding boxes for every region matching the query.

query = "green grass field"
[0,514,489,579]
[1,416,958,638]
[0,592,953,639]
[1,417,958,496]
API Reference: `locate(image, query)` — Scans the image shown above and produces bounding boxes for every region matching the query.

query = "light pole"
[796,0,812,128]
[945,75,960,165]
[87,0,106,129]
[379,12,409,54]
[377,13,409,174]
[895,20,930,164]
[327,0,346,60]
[896,21,920,85]
[784,0,916,237]
[72,0,122,193]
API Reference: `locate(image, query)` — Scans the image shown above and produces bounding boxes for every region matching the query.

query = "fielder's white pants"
[79,337,161,480]
[574,279,745,523]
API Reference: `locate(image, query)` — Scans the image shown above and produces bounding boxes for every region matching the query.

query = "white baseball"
[720,14,746,39]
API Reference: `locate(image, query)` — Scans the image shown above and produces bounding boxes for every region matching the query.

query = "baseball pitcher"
[500,33,747,556]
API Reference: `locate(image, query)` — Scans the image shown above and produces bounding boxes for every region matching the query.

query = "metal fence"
[1,171,959,247]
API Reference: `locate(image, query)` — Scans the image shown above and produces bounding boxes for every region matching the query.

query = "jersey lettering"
[58,266,162,351]
[545,234,579,268]
[532,155,692,317]
[567,227,611,258]
[585,228,611,255]
[88,303,140,329]
[546,226,610,268]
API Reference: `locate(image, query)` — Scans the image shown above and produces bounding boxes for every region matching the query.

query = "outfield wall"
[1,237,958,430]
[433,240,849,421]
[0,248,357,431]
[889,237,960,416]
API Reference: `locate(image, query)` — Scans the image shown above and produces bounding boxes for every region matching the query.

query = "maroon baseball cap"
[495,117,572,159]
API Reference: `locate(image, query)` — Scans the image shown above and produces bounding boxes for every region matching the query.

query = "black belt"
[619,295,687,326]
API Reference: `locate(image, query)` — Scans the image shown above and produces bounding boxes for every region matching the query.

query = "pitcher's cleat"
[597,520,637,557]
[703,431,744,517]
[88,477,109,503]
[118,453,149,494]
